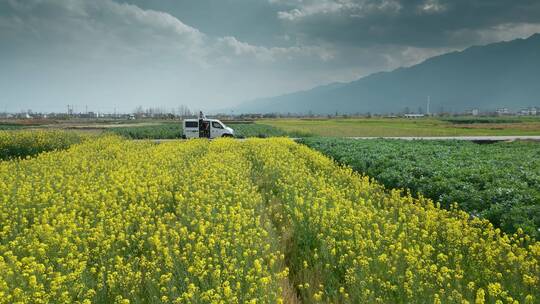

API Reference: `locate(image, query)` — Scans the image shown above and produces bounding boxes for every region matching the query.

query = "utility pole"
[427,96,431,116]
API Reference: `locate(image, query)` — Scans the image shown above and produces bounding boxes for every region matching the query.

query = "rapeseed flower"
[0,135,538,303]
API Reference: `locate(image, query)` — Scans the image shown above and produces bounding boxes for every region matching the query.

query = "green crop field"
[231,123,312,138]
[230,123,287,138]
[105,122,301,139]
[106,123,183,139]
[261,118,540,137]
[0,125,24,130]
[302,137,540,239]
[4,116,539,138]
[0,130,85,160]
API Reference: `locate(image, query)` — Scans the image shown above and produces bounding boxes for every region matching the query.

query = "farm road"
[346,136,540,141]
[139,135,540,143]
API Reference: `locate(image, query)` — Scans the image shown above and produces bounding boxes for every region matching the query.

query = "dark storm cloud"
[272,0,540,47]
[119,0,292,46]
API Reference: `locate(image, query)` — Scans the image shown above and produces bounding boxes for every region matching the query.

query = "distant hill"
[234,33,540,114]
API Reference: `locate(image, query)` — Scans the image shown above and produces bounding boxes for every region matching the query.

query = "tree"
[133,106,144,118]
[177,105,192,118]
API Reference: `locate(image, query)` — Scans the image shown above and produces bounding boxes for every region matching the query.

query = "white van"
[182,118,234,139]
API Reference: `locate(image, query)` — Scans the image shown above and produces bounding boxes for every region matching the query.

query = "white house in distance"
[518,107,538,116]
[404,113,425,118]
[496,108,510,115]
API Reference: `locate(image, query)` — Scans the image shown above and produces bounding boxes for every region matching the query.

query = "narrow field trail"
[347,135,540,141]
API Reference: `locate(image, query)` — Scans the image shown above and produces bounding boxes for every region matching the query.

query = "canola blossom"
[0,136,538,303]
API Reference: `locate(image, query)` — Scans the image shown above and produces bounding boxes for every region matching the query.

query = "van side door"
[210,121,225,138]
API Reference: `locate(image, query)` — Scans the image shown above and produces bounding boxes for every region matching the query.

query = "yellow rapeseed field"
[0,136,538,303]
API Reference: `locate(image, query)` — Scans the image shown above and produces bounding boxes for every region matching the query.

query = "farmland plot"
[0,130,84,160]
[105,122,297,139]
[302,138,540,239]
[0,136,538,303]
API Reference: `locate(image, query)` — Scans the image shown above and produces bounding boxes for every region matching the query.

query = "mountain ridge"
[233,34,540,114]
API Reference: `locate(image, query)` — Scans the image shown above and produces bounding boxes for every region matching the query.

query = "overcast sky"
[1,0,540,113]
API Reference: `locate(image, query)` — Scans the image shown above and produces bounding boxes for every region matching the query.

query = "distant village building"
[404,114,425,118]
[496,108,510,115]
[519,107,538,116]
[471,108,479,116]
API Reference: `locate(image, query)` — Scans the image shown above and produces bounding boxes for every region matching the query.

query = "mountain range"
[233,33,540,114]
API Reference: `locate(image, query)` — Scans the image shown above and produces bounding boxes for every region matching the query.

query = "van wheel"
[222,134,233,138]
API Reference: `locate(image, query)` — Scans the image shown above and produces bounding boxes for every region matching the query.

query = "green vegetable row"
[0,130,85,160]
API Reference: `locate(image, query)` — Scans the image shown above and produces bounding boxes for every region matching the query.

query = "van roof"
[184,118,220,122]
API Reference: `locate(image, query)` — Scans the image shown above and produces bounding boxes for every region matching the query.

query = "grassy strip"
[262,118,540,137]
